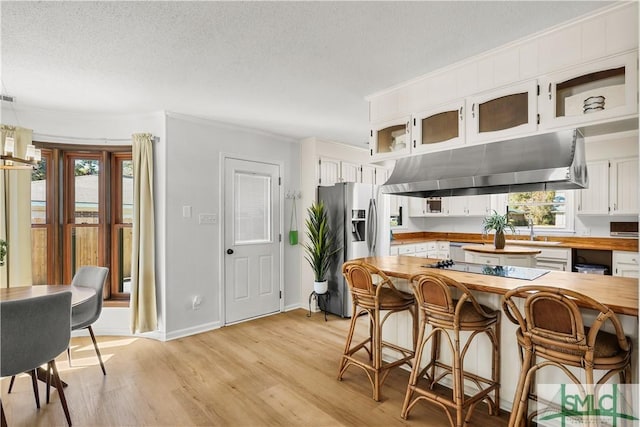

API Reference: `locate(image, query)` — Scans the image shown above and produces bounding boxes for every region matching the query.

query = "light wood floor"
[2,309,511,426]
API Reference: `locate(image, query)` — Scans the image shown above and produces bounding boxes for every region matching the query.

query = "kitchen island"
[357,255,638,411]
[462,244,542,268]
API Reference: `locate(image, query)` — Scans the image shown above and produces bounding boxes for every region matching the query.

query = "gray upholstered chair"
[1,291,73,427]
[68,266,109,375]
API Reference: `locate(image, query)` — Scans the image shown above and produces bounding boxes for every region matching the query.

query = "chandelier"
[0,134,41,170]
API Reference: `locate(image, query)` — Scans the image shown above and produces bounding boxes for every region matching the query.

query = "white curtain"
[130,133,157,333]
[0,125,33,288]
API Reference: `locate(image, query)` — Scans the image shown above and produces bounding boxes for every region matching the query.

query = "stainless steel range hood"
[381,129,587,198]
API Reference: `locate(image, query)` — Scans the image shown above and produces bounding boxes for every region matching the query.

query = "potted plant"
[303,201,340,294]
[0,239,6,267]
[482,210,515,250]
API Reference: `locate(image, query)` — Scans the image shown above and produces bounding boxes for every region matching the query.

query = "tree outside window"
[508,191,567,228]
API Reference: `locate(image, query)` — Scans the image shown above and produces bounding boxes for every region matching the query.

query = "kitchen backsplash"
[401,214,639,238]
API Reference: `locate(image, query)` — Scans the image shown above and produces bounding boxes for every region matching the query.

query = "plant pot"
[494,231,506,249]
[314,280,328,295]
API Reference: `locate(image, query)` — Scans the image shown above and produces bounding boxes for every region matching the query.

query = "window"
[30,144,132,302]
[507,191,571,230]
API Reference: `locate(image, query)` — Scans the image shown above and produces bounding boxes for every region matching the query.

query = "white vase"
[314,280,328,295]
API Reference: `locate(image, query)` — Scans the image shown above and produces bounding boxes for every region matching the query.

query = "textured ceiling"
[1,1,611,146]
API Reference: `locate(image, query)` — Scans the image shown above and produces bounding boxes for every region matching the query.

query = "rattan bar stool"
[401,272,501,427]
[338,260,418,401]
[502,285,632,427]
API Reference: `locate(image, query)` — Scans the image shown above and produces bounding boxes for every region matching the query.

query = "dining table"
[1,284,97,389]
[0,284,96,306]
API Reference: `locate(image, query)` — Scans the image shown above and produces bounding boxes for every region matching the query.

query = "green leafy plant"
[0,239,7,267]
[482,210,515,235]
[303,201,341,282]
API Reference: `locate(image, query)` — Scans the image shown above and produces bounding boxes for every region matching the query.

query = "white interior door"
[224,158,281,324]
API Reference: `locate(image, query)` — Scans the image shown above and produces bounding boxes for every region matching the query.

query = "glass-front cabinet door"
[412,100,465,154]
[466,80,538,145]
[540,52,638,130]
[369,116,411,161]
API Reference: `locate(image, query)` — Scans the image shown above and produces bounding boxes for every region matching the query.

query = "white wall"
[1,105,167,339]
[164,114,301,338]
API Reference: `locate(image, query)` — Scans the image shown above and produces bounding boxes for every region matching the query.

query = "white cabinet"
[466,80,539,145]
[398,244,416,256]
[318,157,341,186]
[409,197,447,217]
[577,160,610,215]
[411,100,465,154]
[613,251,639,278]
[340,161,360,183]
[577,157,638,216]
[369,116,411,161]
[320,158,390,186]
[465,251,537,268]
[436,241,450,260]
[610,157,639,215]
[390,195,408,228]
[444,195,491,216]
[536,248,571,272]
[540,52,638,130]
[362,165,389,185]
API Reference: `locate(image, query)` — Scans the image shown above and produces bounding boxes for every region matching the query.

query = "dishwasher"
[450,242,474,262]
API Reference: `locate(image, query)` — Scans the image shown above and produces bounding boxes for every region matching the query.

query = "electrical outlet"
[581,228,591,236]
[192,295,203,310]
[199,213,217,224]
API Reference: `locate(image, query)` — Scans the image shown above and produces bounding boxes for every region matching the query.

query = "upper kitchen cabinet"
[577,156,638,216]
[466,80,538,145]
[369,116,411,161]
[318,157,362,186]
[539,52,638,130]
[610,156,639,215]
[361,165,389,186]
[408,197,448,217]
[411,100,465,154]
[444,195,491,216]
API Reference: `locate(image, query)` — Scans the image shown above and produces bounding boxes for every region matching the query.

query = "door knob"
[227,249,234,255]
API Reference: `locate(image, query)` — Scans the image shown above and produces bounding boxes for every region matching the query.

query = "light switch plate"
[182,205,192,218]
[199,213,217,224]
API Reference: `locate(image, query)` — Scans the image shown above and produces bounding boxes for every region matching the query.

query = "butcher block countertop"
[390,231,638,252]
[359,255,638,316]
[462,244,541,255]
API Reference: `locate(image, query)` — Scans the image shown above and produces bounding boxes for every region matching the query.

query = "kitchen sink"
[505,240,562,247]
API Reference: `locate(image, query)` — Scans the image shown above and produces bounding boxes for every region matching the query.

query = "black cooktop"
[422,260,550,281]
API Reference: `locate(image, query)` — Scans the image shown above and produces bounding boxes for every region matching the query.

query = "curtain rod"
[32,133,160,144]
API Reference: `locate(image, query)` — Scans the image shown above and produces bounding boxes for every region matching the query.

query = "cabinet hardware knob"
[459,107,463,120]
[548,83,552,100]
[471,104,475,118]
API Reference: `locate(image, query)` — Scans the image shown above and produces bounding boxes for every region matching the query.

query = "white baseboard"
[285,303,302,312]
[164,321,221,341]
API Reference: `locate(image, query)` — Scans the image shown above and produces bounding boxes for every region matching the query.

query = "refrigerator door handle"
[366,199,373,253]
[371,199,378,255]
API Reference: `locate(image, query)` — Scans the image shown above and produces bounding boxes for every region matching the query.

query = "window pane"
[118,227,132,294]
[508,191,566,227]
[74,159,100,224]
[234,172,271,244]
[122,160,134,224]
[31,158,46,224]
[31,228,47,285]
[71,226,99,274]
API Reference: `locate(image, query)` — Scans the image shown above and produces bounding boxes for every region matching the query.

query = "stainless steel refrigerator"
[318,182,390,318]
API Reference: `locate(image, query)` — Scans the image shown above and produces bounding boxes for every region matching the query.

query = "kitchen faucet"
[528,217,535,241]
